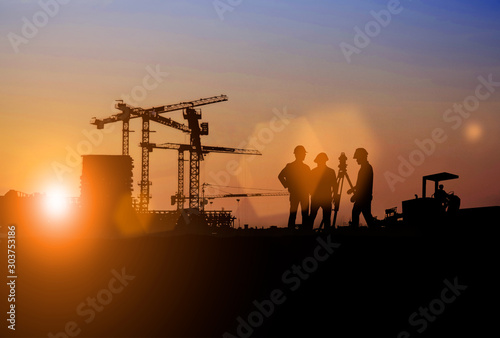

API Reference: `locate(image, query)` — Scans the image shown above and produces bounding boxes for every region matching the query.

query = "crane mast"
[148,143,261,210]
[90,95,228,212]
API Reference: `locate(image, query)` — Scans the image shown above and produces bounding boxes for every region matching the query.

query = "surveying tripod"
[332,152,355,229]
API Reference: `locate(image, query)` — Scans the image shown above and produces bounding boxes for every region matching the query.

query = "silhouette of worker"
[347,148,375,228]
[434,184,449,210]
[278,145,311,229]
[309,153,337,231]
[434,184,461,215]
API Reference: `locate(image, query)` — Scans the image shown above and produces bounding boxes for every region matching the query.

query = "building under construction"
[88,95,263,234]
[5,94,497,238]
[80,155,142,236]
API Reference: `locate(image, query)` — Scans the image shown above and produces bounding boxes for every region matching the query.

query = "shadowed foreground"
[1,226,493,338]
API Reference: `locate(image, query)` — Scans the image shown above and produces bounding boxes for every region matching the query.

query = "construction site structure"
[80,155,138,236]
[147,143,261,211]
[89,95,269,231]
[202,187,289,211]
[200,184,289,229]
[90,95,228,213]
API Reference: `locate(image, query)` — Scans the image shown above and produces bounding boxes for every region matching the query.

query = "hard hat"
[294,145,307,154]
[353,148,368,159]
[314,152,329,163]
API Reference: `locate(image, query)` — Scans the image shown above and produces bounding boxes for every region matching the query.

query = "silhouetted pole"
[236,199,241,228]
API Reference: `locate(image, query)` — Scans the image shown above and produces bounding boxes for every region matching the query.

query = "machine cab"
[402,172,459,228]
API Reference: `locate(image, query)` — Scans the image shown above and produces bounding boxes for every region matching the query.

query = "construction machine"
[383,172,498,234]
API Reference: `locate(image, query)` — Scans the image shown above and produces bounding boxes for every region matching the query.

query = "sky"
[1,0,499,227]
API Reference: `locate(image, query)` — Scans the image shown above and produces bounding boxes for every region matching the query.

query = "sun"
[44,187,69,218]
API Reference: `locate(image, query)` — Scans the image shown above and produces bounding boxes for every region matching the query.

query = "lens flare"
[465,122,483,143]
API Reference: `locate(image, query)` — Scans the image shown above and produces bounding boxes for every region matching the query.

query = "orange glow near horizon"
[1,1,499,230]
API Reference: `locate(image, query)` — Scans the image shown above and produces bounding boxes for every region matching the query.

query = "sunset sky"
[1,0,499,227]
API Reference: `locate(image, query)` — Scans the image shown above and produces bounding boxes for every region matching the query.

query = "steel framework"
[90,95,228,212]
[148,142,261,210]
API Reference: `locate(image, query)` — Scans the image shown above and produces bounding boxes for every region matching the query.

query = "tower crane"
[146,142,261,210]
[201,183,288,210]
[90,95,228,212]
[203,192,289,200]
[200,185,288,228]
